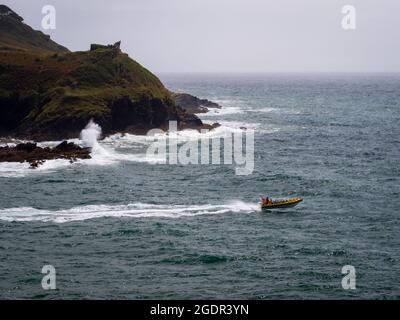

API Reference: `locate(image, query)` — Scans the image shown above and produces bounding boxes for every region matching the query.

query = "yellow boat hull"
[261,197,303,210]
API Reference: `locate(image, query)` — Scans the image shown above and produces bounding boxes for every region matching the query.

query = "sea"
[0,73,399,299]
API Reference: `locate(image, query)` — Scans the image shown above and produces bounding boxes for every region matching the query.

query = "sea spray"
[80,119,102,149]
[79,119,113,160]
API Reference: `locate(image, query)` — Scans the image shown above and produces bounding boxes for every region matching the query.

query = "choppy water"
[0,73,399,299]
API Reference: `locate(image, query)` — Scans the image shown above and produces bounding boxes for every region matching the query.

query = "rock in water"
[171,92,222,114]
[0,141,91,168]
[15,142,37,152]
[55,140,83,151]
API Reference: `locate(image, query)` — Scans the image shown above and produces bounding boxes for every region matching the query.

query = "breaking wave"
[199,106,244,117]
[0,159,77,178]
[103,123,249,147]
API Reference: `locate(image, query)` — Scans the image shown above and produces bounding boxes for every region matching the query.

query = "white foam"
[217,121,260,130]
[0,140,166,178]
[251,107,301,115]
[254,107,278,113]
[36,138,81,149]
[0,138,31,147]
[216,121,280,134]
[103,124,245,147]
[0,112,280,177]
[102,133,166,147]
[0,158,81,178]
[200,106,244,117]
[0,200,260,223]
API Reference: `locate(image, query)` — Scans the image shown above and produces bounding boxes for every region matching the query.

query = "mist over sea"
[0,73,399,299]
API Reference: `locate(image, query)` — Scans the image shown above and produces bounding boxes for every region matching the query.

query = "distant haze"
[4,0,400,73]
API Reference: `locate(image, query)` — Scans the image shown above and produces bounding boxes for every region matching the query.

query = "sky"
[4,0,400,73]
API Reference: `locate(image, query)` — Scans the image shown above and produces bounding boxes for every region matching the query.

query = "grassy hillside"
[0,5,68,53]
[0,46,191,139]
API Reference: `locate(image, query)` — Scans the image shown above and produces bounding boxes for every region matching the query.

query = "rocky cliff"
[0,6,215,141]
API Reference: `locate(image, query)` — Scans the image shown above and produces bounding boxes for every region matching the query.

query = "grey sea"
[0,73,399,299]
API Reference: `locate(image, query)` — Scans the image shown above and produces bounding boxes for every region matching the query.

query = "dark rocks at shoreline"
[171,93,222,114]
[0,141,91,168]
[175,110,219,131]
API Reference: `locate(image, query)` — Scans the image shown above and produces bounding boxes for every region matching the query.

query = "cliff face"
[0,6,210,140]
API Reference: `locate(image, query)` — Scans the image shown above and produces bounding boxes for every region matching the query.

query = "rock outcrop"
[171,92,222,114]
[90,41,121,51]
[0,141,91,168]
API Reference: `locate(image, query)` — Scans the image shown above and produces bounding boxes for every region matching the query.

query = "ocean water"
[0,73,399,299]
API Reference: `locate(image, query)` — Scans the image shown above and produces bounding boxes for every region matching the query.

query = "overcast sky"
[4,0,400,73]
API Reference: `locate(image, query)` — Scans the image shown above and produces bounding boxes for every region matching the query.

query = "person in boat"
[261,197,270,205]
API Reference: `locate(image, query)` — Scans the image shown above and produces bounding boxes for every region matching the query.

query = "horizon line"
[153,70,400,74]
[155,71,400,75]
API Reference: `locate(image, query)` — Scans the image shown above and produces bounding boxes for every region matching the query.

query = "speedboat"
[261,197,303,210]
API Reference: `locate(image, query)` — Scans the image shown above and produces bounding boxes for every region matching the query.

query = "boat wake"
[0,200,260,223]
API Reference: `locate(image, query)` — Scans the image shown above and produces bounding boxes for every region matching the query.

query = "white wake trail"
[0,200,260,223]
